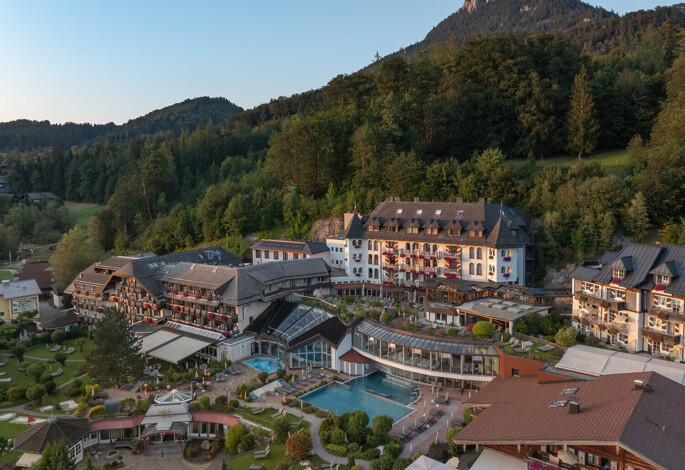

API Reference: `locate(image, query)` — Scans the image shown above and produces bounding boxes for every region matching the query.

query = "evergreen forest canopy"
[1,5,684,282]
[0,97,243,152]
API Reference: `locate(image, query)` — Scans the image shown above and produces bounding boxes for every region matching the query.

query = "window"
[369,225,379,231]
[477,264,483,276]
[501,249,505,257]
[469,247,475,258]
[511,368,519,376]
[469,230,475,237]
[264,251,270,259]
[283,253,288,260]
[469,263,474,275]
[293,253,298,260]
[501,267,505,274]
[374,241,379,251]
[435,210,442,216]
[397,209,403,214]
[656,274,671,285]
[389,226,398,232]
[273,251,279,260]
[477,248,483,259]
[416,209,423,215]
[448,229,460,236]
[255,249,262,259]
[425,228,438,235]
[368,240,373,250]
[407,227,418,234]
[612,268,625,280]
[457,210,464,216]
[606,287,625,301]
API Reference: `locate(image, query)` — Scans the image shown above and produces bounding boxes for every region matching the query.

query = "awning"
[469,449,527,470]
[16,453,42,468]
[141,422,187,438]
[148,336,211,364]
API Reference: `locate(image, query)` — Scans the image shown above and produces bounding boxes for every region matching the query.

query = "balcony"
[648,306,685,323]
[574,292,625,310]
[642,327,682,346]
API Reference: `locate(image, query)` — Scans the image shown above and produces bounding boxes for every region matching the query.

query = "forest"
[0,9,684,282]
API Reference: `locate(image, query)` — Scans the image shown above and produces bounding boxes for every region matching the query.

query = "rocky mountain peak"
[461,0,493,13]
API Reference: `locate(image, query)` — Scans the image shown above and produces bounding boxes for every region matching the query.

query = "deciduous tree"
[51,226,103,292]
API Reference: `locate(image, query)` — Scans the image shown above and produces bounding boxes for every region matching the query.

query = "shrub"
[51,330,66,345]
[352,466,364,470]
[198,396,210,409]
[425,327,436,335]
[447,328,459,337]
[503,345,516,355]
[257,371,268,384]
[372,414,393,437]
[228,399,239,408]
[472,321,495,339]
[348,456,356,468]
[12,343,26,361]
[27,362,45,382]
[343,295,355,304]
[381,312,394,324]
[225,424,246,454]
[286,433,312,460]
[185,445,198,458]
[273,416,290,443]
[54,352,68,366]
[464,408,473,424]
[134,399,150,414]
[325,444,347,456]
[392,458,413,470]
[330,427,346,445]
[427,441,450,462]
[44,380,56,395]
[67,387,81,397]
[276,368,287,379]
[7,386,26,401]
[19,361,31,371]
[576,333,586,343]
[502,332,512,342]
[88,405,106,418]
[361,448,381,460]
[239,433,255,452]
[555,326,578,347]
[76,402,89,415]
[371,454,395,470]
[542,335,556,343]
[347,442,359,453]
[26,383,46,404]
[215,395,228,405]
[383,441,403,459]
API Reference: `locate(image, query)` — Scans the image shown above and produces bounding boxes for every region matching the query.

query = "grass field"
[0,352,84,389]
[508,149,633,171]
[24,338,94,361]
[0,270,14,282]
[0,413,33,466]
[64,201,105,230]
[229,444,286,470]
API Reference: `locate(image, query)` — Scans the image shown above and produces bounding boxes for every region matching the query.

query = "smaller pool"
[245,357,283,374]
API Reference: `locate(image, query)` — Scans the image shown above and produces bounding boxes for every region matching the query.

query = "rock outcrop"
[309,217,344,241]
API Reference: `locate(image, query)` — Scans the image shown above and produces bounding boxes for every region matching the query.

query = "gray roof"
[163,258,330,305]
[599,251,619,265]
[27,192,57,200]
[344,198,532,248]
[556,345,685,386]
[251,239,329,255]
[457,297,547,322]
[0,279,41,299]
[571,243,685,295]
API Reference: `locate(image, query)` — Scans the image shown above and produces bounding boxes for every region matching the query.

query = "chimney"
[634,379,644,391]
[568,397,580,414]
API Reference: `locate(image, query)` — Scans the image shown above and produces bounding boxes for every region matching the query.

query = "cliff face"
[461,0,492,13]
[309,217,344,241]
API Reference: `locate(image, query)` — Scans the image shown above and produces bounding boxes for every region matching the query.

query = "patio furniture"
[289,418,303,429]
[0,359,8,367]
[254,444,270,459]
[270,408,286,418]
[409,423,423,432]
[522,341,534,348]
[434,396,447,404]
[0,378,11,382]
[250,465,263,470]
[65,347,75,355]
[51,368,63,377]
[451,418,465,428]
[50,345,61,353]
[321,464,339,470]
[252,406,265,414]
[539,345,555,352]
[514,347,526,353]
[429,408,441,416]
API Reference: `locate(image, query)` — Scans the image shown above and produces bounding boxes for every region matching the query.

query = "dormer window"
[469,230,475,237]
[388,226,398,233]
[469,230,483,237]
[656,275,671,286]
[407,227,419,234]
[425,228,438,235]
[612,269,625,280]
[368,225,379,232]
[396,209,403,214]
[447,229,460,236]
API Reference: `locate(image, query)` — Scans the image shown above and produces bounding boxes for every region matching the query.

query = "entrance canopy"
[141,422,187,438]
[141,403,192,432]
[140,322,224,364]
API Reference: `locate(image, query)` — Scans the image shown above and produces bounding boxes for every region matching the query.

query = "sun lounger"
[51,368,63,377]
[409,423,423,432]
[254,444,270,459]
[270,408,285,418]
[434,396,447,404]
[0,359,8,367]
[252,406,265,414]
[321,464,339,470]
[65,347,75,355]
[0,378,11,382]
[250,464,263,470]
[50,345,61,353]
[289,418,303,429]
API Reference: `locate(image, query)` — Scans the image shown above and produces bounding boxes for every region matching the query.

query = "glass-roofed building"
[244,302,349,370]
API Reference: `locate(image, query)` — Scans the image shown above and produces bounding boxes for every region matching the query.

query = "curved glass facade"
[352,320,498,388]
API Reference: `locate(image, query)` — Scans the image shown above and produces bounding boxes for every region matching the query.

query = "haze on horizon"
[0,0,666,125]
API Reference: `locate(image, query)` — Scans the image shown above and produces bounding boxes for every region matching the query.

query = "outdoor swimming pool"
[244,357,283,374]
[300,372,417,422]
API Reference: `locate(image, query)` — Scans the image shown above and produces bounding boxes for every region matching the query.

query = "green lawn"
[25,337,94,361]
[229,444,286,470]
[65,201,105,230]
[508,149,633,171]
[0,450,22,466]
[0,413,43,466]
[230,407,301,430]
[0,354,84,389]
[0,270,14,282]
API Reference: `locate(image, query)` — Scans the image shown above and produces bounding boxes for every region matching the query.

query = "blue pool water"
[300,372,417,422]
[245,357,283,374]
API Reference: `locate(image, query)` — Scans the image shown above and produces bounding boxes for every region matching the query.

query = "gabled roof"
[13,418,90,453]
[344,212,366,238]
[18,260,55,290]
[250,239,329,255]
[649,260,679,277]
[454,372,685,470]
[610,255,635,272]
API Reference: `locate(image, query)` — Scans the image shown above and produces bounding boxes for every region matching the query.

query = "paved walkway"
[303,411,371,470]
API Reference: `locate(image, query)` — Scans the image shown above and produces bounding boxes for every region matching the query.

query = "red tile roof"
[339,349,371,363]
[454,372,685,470]
[89,415,144,432]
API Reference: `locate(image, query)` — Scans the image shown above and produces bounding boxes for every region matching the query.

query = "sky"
[0,1,668,124]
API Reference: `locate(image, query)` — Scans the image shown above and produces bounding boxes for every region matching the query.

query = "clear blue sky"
[0,1,667,124]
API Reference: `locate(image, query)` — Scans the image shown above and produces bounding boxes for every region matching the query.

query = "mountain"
[0,97,243,152]
[391,0,615,57]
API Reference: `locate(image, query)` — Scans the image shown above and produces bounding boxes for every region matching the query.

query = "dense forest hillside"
[0,5,683,281]
[390,0,614,57]
[0,97,243,152]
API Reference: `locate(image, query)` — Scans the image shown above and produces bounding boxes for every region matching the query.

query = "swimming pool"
[300,372,417,422]
[244,357,283,374]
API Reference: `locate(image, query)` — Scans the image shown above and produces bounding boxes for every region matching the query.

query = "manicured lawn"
[508,149,633,171]
[0,413,44,466]
[25,337,94,361]
[29,252,52,261]
[229,444,286,470]
[230,406,301,430]
[0,450,22,466]
[0,354,84,389]
[0,270,14,282]
[65,201,105,230]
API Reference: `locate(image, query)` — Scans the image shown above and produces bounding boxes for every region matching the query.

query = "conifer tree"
[90,309,143,385]
[567,65,598,159]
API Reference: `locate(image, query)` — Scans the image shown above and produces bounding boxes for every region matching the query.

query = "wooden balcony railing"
[642,327,682,346]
